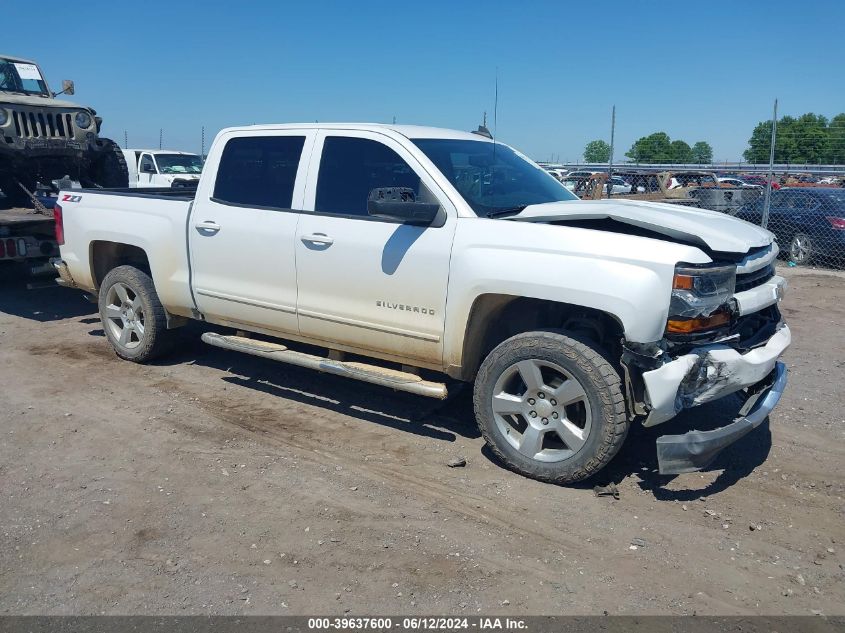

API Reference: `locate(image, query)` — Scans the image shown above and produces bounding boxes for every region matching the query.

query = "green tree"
[583,139,611,162]
[669,140,693,163]
[828,113,845,164]
[743,120,774,163]
[692,141,713,164]
[626,132,672,163]
[744,112,840,164]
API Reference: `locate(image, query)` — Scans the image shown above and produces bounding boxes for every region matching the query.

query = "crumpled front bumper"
[632,323,791,475]
[655,361,787,474]
[641,324,791,427]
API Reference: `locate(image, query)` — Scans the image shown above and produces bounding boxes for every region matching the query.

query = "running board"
[201,332,448,399]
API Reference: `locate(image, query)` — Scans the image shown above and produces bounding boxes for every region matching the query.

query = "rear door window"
[213,135,306,209]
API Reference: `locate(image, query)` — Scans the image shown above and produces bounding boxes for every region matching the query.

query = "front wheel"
[473,331,629,484]
[98,265,174,362]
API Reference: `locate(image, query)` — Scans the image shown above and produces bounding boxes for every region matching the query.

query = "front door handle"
[300,233,334,246]
[195,220,221,233]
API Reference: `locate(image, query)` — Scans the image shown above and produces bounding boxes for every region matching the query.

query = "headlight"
[667,265,736,334]
[0,109,8,126]
[75,111,92,129]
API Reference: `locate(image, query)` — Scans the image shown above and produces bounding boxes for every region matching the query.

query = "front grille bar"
[11,110,75,139]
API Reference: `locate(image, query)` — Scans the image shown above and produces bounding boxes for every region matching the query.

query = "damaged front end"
[621,244,791,474]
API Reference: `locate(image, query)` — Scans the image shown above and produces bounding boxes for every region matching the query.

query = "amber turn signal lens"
[666,310,730,334]
[672,273,695,290]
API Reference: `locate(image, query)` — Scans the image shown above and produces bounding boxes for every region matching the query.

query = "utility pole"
[123,130,128,149]
[201,126,205,159]
[761,99,778,230]
[159,128,163,150]
[607,105,616,198]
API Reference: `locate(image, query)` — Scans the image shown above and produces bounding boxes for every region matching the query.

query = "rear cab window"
[213,135,306,209]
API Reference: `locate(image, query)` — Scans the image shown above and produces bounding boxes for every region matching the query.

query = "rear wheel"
[473,331,629,484]
[98,265,174,362]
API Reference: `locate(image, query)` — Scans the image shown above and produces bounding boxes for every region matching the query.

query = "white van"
[122,149,203,189]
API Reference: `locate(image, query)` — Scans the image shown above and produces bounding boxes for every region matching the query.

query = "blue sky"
[5,0,844,162]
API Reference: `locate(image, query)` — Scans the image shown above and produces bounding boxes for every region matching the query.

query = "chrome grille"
[12,109,74,139]
[736,264,775,293]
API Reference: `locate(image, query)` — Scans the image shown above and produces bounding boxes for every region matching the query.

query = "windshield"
[155,154,204,174]
[412,138,577,216]
[0,58,49,96]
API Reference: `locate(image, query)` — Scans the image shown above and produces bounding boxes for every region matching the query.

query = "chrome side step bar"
[201,332,448,399]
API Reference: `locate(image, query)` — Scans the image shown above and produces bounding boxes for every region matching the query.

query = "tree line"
[582,135,713,164]
[581,111,845,165]
[743,113,845,164]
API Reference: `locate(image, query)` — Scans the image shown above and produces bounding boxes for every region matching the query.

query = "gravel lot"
[0,267,843,616]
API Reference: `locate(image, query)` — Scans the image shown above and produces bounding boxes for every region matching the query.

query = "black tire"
[473,331,628,484]
[87,139,129,188]
[98,265,174,362]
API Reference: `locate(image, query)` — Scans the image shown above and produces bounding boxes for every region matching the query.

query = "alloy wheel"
[491,359,592,463]
[103,282,145,349]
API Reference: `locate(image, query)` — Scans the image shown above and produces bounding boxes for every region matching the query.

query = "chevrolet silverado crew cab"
[52,124,790,484]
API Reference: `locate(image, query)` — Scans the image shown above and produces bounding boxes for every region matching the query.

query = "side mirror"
[141,163,157,174]
[367,187,440,225]
[61,80,75,95]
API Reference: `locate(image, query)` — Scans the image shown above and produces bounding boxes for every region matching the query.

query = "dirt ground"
[0,266,843,616]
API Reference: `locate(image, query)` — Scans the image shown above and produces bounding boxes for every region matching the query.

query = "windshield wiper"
[485,205,527,219]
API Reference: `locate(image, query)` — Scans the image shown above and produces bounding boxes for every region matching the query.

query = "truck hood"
[509,199,773,254]
[0,93,85,109]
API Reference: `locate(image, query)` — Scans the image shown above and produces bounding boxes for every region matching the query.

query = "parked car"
[122,149,203,189]
[605,176,633,195]
[567,169,599,179]
[53,123,789,484]
[718,177,762,189]
[542,167,568,181]
[735,187,845,264]
[740,175,781,190]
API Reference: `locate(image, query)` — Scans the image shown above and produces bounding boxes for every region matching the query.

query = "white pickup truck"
[52,123,790,484]
[121,149,203,189]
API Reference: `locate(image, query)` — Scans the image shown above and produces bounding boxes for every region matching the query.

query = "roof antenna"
[493,68,498,140]
[492,68,498,159]
[473,111,492,139]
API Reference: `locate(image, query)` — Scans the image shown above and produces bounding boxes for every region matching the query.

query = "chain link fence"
[540,106,845,269]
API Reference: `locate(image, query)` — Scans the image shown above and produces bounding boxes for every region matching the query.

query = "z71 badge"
[61,194,82,203]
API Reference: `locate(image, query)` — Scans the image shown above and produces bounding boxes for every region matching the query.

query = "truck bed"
[71,187,197,201]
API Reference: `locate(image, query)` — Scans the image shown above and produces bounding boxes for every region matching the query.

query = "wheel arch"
[453,293,625,381]
[89,241,151,289]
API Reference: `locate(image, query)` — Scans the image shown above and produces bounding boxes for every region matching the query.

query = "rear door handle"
[195,220,221,233]
[300,233,334,246]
